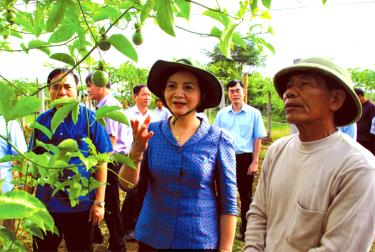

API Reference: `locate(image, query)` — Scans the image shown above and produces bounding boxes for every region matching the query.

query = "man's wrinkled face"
[282,73,335,125]
[49,73,77,101]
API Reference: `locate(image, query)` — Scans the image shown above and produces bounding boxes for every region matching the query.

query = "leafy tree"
[349,68,375,99]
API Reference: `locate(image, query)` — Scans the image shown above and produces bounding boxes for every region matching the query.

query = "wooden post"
[243,72,248,104]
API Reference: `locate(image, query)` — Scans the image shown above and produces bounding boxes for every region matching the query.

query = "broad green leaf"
[71,104,79,125]
[322,0,327,4]
[96,105,122,119]
[103,111,129,125]
[112,154,135,170]
[25,225,44,239]
[48,24,76,43]
[57,139,79,152]
[203,9,230,26]
[156,0,175,36]
[20,42,28,53]
[50,97,76,108]
[46,1,65,32]
[9,30,22,39]
[219,22,238,59]
[0,226,15,241]
[33,3,46,37]
[210,26,222,38]
[64,0,81,25]
[0,83,15,121]
[108,34,138,62]
[232,32,246,48]
[93,6,122,22]
[260,10,271,20]
[262,0,272,9]
[51,102,78,133]
[140,0,156,25]
[250,0,258,12]
[175,0,190,20]
[82,138,97,155]
[7,96,41,121]
[35,140,59,154]
[50,53,75,66]
[0,190,49,219]
[28,40,51,55]
[14,12,33,33]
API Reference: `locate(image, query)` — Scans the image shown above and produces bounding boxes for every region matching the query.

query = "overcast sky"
[2,0,375,82]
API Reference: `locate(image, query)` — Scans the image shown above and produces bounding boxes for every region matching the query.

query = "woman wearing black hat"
[119,60,237,251]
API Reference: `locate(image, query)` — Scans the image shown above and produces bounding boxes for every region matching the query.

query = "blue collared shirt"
[30,105,112,213]
[135,119,237,249]
[213,104,267,154]
[0,116,27,193]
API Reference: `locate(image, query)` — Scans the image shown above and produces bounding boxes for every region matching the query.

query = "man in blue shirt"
[31,68,112,251]
[214,80,266,241]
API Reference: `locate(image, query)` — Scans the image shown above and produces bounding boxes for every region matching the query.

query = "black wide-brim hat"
[147,60,222,112]
[274,57,362,126]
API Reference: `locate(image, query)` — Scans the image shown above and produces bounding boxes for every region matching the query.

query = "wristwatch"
[93,200,105,207]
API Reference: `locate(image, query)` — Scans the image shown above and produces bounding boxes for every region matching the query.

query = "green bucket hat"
[274,57,362,126]
[147,59,222,112]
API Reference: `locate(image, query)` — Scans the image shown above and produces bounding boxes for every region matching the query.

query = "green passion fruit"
[92,70,109,87]
[132,31,143,45]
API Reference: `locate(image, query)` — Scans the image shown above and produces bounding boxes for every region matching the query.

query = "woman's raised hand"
[129,115,154,161]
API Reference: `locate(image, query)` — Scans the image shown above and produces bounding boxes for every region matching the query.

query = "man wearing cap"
[354,88,375,154]
[244,57,375,251]
[86,74,131,251]
[213,80,266,241]
[154,97,171,121]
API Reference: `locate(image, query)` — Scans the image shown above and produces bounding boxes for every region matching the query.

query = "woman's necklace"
[171,118,200,145]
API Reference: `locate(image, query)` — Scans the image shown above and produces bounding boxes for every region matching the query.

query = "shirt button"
[60,133,63,136]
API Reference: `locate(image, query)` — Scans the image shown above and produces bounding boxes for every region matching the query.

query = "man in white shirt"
[122,84,158,241]
[154,98,171,121]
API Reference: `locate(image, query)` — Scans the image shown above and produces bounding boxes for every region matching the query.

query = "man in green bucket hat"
[244,57,375,251]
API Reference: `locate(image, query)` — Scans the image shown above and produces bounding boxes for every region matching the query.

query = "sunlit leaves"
[203,9,230,26]
[156,0,175,36]
[50,101,79,133]
[219,22,238,58]
[28,40,51,55]
[46,1,65,32]
[50,53,76,66]
[140,0,156,25]
[175,0,190,20]
[48,24,76,43]
[96,105,129,125]
[0,84,41,122]
[108,34,138,62]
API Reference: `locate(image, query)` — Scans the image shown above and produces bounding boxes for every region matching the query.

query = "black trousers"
[121,186,143,233]
[33,211,93,252]
[104,162,125,251]
[236,153,254,236]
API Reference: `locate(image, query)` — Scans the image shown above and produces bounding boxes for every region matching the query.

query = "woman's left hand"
[89,204,105,225]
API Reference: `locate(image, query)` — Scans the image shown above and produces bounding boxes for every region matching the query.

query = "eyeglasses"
[50,83,74,91]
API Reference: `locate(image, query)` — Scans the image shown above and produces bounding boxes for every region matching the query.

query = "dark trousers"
[33,211,93,252]
[236,153,254,236]
[105,162,125,251]
[121,187,143,233]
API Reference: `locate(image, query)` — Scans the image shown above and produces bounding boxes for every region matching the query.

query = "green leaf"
[50,53,75,66]
[46,1,65,32]
[48,24,76,43]
[96,105,122,119]
[219,22,238,59]
[250,0,258,12]
[108,34,138,62]
[156,0,175,36]
[209,26,222,38]
[7,96,41,121]
[262,0,271,9]
[28,40,51,55]
[0,226,15,241]
[51,102,78,133]
[71,104,79,125]
[104,111,129,125]
[50,97,76,108]
[203,9,230,26]
[232,32,246,48]
[93,6,122,22]
[175,0,190,20]
[112,154,135,170]
[140,0,156,25]
[0,191,49,220]
[0,83,15,121]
